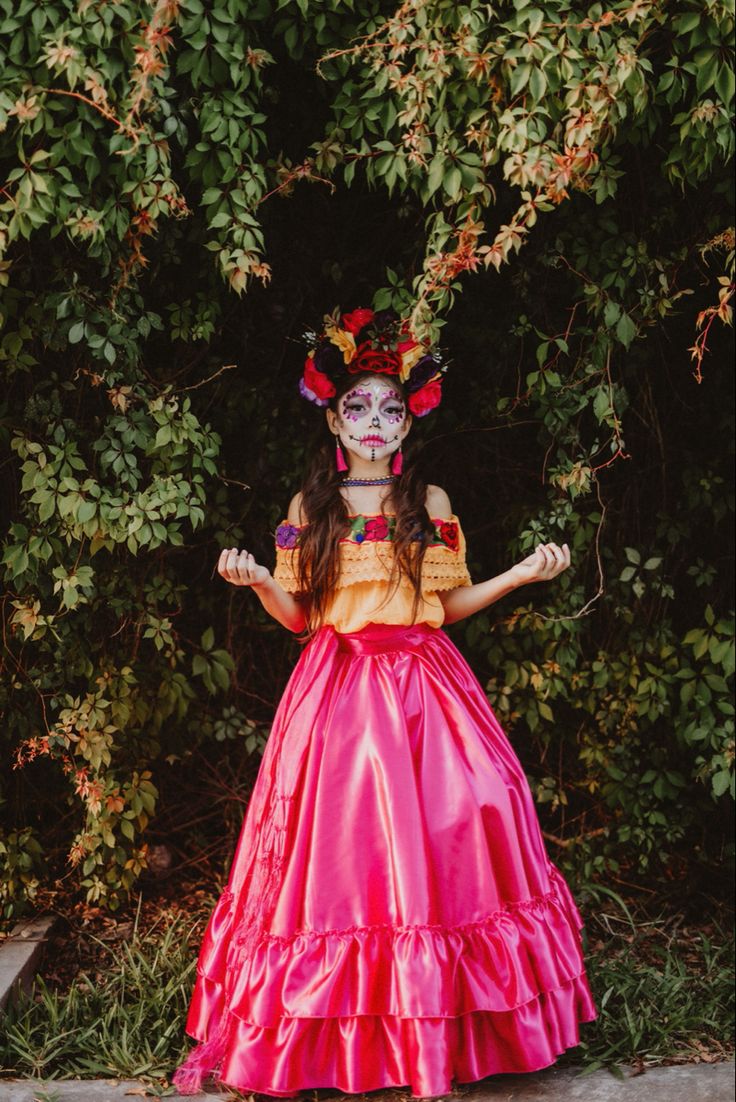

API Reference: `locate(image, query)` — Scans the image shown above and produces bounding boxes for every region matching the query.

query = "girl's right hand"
[217,547,272,588]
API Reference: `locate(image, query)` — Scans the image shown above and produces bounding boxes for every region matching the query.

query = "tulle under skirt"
[174,623,597,1096]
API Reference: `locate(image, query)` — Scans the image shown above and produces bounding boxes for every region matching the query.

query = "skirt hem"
[177,974,598,1098]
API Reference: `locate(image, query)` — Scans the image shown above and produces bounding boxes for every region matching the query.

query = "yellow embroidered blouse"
[273,513,472,634]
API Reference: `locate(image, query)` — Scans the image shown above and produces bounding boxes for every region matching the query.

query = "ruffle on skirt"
[174,623,597,1097]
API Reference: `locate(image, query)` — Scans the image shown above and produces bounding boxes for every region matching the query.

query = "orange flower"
[325,326,357,364]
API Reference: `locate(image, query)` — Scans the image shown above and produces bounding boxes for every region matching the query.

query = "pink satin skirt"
[173,623,597,1097]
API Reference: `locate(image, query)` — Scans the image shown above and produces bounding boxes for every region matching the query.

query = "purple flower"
[276,522,300,549]
[405,354,440,393]
[359,309,398,348]
[372,309,397,331]
[313,340,344,377]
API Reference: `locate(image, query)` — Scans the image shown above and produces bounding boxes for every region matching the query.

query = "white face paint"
[334,377,409,464]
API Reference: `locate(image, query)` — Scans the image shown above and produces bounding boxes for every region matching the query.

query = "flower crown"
[299,307,446,417]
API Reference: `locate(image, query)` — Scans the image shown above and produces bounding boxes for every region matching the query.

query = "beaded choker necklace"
[341,475,396,487]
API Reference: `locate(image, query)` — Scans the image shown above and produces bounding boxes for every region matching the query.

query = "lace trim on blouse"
[273,514,471,594]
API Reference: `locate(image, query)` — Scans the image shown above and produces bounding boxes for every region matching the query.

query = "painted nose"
[371,415,380,427]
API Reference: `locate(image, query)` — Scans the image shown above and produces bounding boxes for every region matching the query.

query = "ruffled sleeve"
[421,516,472,591]
[273,521,304,594]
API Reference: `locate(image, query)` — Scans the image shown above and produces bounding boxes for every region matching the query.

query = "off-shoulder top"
[273,513,472,634]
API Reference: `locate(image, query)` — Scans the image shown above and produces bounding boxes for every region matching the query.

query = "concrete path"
[0,917,57,1012]
[0,1063,733,1102]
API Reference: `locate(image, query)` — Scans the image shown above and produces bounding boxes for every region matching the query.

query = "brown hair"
[296,373,435,632]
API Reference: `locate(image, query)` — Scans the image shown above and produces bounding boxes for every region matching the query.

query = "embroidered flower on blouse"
[437,520,459,553]
[276,522,300,549]
[363,517,390,541]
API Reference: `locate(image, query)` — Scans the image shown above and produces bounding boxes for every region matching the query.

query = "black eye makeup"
[342,400,369,421]
[340,386,406,424]
[380,391,406,424]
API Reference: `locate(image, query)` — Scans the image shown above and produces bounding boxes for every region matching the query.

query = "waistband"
[330,622,439,656]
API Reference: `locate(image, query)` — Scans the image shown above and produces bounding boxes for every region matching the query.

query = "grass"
[0,884,733,1089]
[564,882,735,1074]
[0,900,199,1084]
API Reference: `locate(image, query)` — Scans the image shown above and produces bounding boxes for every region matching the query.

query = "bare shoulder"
[425,484,453,519]
[286,491,305,526]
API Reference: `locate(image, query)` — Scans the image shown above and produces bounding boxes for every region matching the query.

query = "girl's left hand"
[509,542,570,587]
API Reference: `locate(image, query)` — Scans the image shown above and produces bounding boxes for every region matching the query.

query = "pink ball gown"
[173,513,597,1096]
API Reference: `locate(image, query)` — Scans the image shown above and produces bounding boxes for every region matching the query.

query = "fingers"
[534,542,570,577]
[217,547,259,586]
[239,551,257,585]
[217,547,238,578]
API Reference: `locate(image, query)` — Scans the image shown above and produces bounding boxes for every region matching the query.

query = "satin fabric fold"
[174,623,597,1097]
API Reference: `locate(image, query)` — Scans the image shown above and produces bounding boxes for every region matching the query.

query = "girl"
[173,309,597,1097]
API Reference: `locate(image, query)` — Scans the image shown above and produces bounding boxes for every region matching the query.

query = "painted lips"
[360,435,387,446]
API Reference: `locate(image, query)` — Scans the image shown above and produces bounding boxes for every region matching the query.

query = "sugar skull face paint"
[329,377,410,464]
[341,387,375,423]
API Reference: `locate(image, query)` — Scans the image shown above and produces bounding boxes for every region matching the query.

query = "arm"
[217,493,308,634]
[439,570,522,625]
[425,487,570,626]
[440,546,571,624]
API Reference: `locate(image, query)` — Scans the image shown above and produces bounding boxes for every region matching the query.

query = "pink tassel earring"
[391,447,403,476]
[335,436,348,472]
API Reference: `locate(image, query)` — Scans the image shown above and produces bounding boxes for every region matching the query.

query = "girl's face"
[327,376,411,464]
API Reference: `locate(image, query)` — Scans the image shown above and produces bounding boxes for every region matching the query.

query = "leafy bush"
[0,828,44,919]
[0,0,733,912]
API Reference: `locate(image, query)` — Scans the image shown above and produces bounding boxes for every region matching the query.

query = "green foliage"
[679,607,735,800]
[483,602,733,876]
[0,908,199,1077]
[0,828,44,918]
[0,0,733,911]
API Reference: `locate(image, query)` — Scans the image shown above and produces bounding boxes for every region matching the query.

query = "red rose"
[303,355,336,400]
[363,516,390,541]
[348,342,402,375]
[438,520,459,553]
[408,379,442,417]
[341,308,375,335]
[396,337,418,355]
